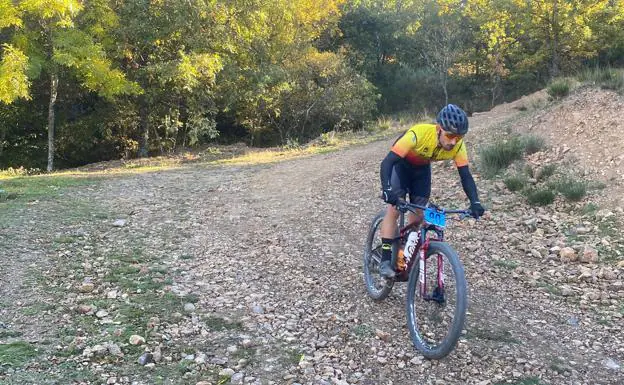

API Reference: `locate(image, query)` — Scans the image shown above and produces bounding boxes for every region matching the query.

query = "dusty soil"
[1,87,623,385]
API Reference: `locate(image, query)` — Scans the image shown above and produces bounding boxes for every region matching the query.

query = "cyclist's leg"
[379,163,409,277]
[381,162,408,238]
[406,164,432,227]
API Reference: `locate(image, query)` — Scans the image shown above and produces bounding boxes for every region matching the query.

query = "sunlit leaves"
[0,44,31,104]
[0,0,22,29]
[53,29,141,98]
[19,0,83,27]
[176,52,223,91]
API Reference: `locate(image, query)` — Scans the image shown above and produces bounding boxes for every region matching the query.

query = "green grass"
[493,259,519,270]
[0,330,23,338]
[480,138,525,177]
[0,341,39,366]
[581,202,599,215]
[526,189,555,206]
[204,316,244,331]
[536,164,556,181]
[479,134,547,177]
[597,216,619,238]
[538,281,562,296]
[494,376,546,385]
[352,324,375,338]
[284,347,305,366]
[552,178,587,201]
[578,67,624,91]
[503,176,526,192]
[547,78,571,99]
[0,174,101,203]
[521,135,545,155]
[54,235,77,244]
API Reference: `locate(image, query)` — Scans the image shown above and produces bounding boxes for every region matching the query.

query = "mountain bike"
[363,199,472,359]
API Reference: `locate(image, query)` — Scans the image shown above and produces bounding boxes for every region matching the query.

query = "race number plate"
[424,207,446,228]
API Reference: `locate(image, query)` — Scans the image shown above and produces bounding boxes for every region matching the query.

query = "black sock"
[381,238,393,262]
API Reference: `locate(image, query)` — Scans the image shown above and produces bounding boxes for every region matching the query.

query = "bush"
[503,176,526,192]
[526,188,556,206]
[479,138,525,177]
[547,78,571,99]
[554,178,587,201]
[521,135,545,155]
[536,164,557,181]
[602,72,624,91]
[578,67,624,91]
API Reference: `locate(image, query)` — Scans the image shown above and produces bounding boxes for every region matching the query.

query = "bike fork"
[419,245,445,302]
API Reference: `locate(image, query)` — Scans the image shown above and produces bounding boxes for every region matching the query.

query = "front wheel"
[406,241,467,359]
[363,211,394,300]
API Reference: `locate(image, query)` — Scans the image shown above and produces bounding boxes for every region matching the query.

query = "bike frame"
[395,201,469,298]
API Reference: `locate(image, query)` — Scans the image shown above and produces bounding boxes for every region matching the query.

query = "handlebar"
[395,199,473,218]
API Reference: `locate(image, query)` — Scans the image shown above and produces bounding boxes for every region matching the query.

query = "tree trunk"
[0,128,5,159]
[47,73,58,172]
[550,0,560,78]
[138,95,149,157]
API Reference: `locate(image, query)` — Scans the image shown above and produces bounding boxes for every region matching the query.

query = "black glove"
[470,201,485,219]
[382,186,399,205]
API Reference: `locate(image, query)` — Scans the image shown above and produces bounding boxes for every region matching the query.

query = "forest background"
[1,0,624,171]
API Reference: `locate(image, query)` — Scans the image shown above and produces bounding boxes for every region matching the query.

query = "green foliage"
[578,67,624,91]
[493,259,519,270]
[4,0,624,168]
[0,0,22,29]
[479,138,525,177]
[0,341,38,366]
[553,178,588,201]
[503,176,526,192]
[0,44,31,103]
[536,164,557,181]
[547,78,571,99]
[53,29,142,98]
[581,202,599,215]
[521,135,545,155]
[0,174,100,204]
[526,188,556,206]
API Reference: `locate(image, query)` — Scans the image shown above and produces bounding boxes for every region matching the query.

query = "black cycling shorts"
[390,160,431,203]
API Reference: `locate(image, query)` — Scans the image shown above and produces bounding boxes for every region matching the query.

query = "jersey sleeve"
[453,141,469,167]
[390,129,417,158]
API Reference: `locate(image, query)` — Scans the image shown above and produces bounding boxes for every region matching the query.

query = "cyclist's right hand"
[382,186,399,205]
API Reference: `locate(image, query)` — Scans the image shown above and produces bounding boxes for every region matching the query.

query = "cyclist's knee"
[385,205,400,219]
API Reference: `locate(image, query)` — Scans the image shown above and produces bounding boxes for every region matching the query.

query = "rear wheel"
[363,211,394,300]
[406,241,467,359]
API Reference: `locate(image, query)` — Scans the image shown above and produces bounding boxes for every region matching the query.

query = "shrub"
[521,135,545,155]
[554,178,587,201]
[547,78,571,99]
[578,67,624,91]
[526,188,556,206]
[536,164,557,181]
[503,176,526,192]
[479,138,524,177]
[602,72,624,91]
[581,202,599,215]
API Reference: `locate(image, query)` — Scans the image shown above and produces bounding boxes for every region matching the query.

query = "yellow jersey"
[390,123,469,168]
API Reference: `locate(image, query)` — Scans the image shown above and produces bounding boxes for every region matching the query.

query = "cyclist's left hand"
[470,201,485,219]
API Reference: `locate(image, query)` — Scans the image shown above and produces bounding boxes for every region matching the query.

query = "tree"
[1,0,140,171]
[417,0,468,105]
[112,0,225,156]
[511,0,611,78]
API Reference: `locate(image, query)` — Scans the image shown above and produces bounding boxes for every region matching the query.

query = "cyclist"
[378,104,485,278]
